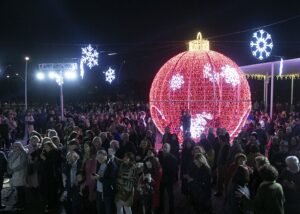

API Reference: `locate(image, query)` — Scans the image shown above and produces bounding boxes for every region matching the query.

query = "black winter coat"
[95,158,118,198]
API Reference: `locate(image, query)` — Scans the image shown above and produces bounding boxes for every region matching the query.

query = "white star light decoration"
[250,29,273,60]
[81,44,99,69]
[170,74,184,91]
[104,67,115,84]
[203,63,240,87]
[190,112,213,139]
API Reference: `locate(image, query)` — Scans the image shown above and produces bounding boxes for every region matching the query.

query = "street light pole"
[59,70,64,121]
[25,57,30,110]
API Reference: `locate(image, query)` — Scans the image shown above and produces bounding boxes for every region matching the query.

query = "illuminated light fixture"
[81,44,99,69]
[25,56,30,61]
[6,75,10,78]
[149,32,252,142]
[250,29,273,60]
[279,58,283,76]
[48,71,58,79]
[36,72,45,80]
[104,67,115,84]
[64,70,77,80]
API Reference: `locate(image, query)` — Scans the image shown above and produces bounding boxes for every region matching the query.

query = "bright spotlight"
[64,71,77,80]
[25,56,30,61]
[48,71,58,79]
[36,72,45,80]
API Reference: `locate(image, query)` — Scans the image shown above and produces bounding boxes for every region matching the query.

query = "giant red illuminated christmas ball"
[149,33,251,142]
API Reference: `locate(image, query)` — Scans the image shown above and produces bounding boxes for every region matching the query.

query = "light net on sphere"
[149,50,252,142]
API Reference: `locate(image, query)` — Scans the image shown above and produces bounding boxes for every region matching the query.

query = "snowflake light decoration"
[190,112,213,139]
[104,67,115,84]
[170,74,184,91]
[220,65,240,87]
[250,29,273,60]
[203,63,219,83]
[81,44,99,69]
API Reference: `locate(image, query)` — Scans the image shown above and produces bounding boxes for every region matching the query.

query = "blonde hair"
[92,136,102,144]
[194,153,210,169]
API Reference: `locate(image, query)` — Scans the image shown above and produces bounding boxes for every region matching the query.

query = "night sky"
[0,0,299,103]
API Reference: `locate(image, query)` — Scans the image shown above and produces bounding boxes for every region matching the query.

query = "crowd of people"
[0,101,299,214]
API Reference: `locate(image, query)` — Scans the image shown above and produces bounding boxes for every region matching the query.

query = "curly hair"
[259,164,278,182]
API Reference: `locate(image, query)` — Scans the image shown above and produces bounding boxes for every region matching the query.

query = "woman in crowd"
[186,153,212,214]
[8,141,28,209]
[26,135,41,203]
[278,156,300,214]
[64,151,82,214]
[93,149,118,214]
[240,164,285,214]
[39,140,63,212]
[249,155,270,197]
[115,152,137,214]
[143,149,162,214]
[82,142,98,212]
[169,134,180,162]
[181,132,195,195]
[224,153,248,195]
[225,166,250,214]
[92,136,103,152]
[136,139,151,162]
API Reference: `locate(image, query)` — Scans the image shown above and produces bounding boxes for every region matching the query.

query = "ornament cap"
[188,32,210,51]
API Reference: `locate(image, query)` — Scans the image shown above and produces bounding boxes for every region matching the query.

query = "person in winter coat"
[186,153,212,213]
[64,151,82,214]
[278,156,300,214]
[169,134,180,162]
[226,137,243,166]
[0,148,7,209]
[255,123,268,154]
[225,166,250,214]
[115,152,137,214]
[39,140,63,212]
[92,149,118,214]
[143,149,162,214]
[116,133,137,159]
[136,139,151,162]
[82,142,98,213]
[72,170,89,214]
[240,164,285,214]
[158,143,178,214]
[8,141,28,209]
[224,153,247,195]
[215,135,230,197]
[25,135,41,190]
[249,156,270,198]
[198,133,215,167]
[181,132,195,195]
